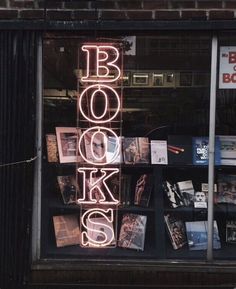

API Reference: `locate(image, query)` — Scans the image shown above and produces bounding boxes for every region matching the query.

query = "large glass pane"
[214,32,236,260]
[41,32,212,261]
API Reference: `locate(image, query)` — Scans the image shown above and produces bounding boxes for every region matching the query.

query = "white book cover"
[150,140,168,164]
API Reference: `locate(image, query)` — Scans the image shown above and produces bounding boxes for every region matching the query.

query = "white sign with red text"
[219,46,236,89]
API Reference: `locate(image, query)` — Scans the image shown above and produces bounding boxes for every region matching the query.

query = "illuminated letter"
[79,84,120,123]
[78,126,120,165]
[81,208,115,247]
[77,167,119,204]
[81,45,121,83]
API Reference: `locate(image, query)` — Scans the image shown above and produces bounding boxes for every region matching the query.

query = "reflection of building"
[3,2,236,289]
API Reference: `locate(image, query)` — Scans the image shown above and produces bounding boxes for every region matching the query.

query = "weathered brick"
[225,1,236,9]
[197,1,222,9]
[91,1,116,9]
[143,1,168,9]
[209,10,234,19]
[117,1,142,9]
[182,10,207,19]
[10,0,34,8]
[73,10,98,20]
[0,9,18,19]
[100,10,127,20]
[170,0,196,9]
[20,9,44,19]
[65,1,90,9]
[38,1,62,9]
[47,10,72,20]
[155,10,180,20]
[126,10,153,19]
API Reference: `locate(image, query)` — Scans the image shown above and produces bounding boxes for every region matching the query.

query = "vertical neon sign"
[78,44,121,247]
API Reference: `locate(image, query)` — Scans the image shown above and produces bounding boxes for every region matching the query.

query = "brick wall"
[0,0,236,21]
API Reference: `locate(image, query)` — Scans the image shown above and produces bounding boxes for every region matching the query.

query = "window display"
[40,32,236,262]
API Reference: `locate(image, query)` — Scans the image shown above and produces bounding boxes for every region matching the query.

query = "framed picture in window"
[132,72,149,86]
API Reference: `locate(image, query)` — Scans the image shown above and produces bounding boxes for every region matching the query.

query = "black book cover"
[167,135,192,165]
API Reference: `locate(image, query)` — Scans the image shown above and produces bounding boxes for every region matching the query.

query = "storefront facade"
[2,1,236,288]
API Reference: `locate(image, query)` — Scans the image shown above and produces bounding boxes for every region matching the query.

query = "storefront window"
[41,32,214,261]
[214,32,236,260]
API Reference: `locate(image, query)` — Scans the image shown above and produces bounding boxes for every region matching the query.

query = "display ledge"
[31,257,236,273]
[47,204,155,213]
[164,204,236,214]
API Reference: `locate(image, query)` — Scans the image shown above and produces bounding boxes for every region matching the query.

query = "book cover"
[85,217,116,247]
[134,174,153,207]
[163,180,184,208]
[194,191,207,208]
[167,135,192,165]
[150,140,168,164]
[123,137,149,164]
[53,214,80,247]
[57,175,78,204]
[192,136,221,165]
[83,130,107,164]
[118,213,147,251]
[185,220,221,250]
[164,214,187,250]
[226,220,236,243]
[56,127,82,163]
[46,134,58,162]
[219,135,236,166]
[106,136,123,164]
[120,174,132,206]
[216,174,236,204]
[177,180,195,206]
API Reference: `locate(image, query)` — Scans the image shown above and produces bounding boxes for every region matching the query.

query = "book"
[85,217,116,247]
[46,134,58,162]
[185,220,221,250]
[134,174,153,207]
[167,135,192,165]
[150,140,168,164]
[192,136,221,165]
[163,180,184,208]
[56,127,82,163]
[106,136,123,164]
[194,191,207,208]
[123,137,149,164]
[219,135,236,165]
[53,214,80,247]
[177,180,195,206]
[226,220,236,243]
[216,174,236,204]
[120,174,132,206]
[57,175,78,204]
[164,214,187,250]
[118,213,147,251]
[83,130,107,164]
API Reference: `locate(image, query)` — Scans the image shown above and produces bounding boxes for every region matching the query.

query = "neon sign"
[78,43,121,247]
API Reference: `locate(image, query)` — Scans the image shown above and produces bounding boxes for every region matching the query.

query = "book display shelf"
[40,32,236,264]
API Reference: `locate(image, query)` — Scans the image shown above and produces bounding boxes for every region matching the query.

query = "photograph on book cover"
[185,220,221,251]
[216,174,236,204]
[57,175,78,205]
[85,217,116,247]
[123,137,149,164]
[164,214,187,250]
[56,127,82,163]
[134,174,153,207]
[118,213,147,251]
[219,135,236,165]
[83,130,107,164]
